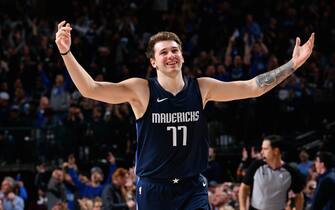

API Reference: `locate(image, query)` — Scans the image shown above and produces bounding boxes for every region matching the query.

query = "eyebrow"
[159,46,179,53]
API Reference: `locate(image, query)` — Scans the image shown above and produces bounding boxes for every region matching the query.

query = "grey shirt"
[243,160,305,210]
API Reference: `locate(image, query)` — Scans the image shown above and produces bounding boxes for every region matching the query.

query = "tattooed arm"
[254,60,294,92]
[198,33,315,106]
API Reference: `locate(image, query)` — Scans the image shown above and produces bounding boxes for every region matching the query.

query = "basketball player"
[55,20,314,210]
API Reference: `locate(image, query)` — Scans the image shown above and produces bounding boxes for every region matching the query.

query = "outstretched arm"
[199,33,315,105]
[55,21,148,118]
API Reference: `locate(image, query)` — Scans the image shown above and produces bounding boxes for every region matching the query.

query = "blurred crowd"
[0,0,335,209]
[1,146,334,210]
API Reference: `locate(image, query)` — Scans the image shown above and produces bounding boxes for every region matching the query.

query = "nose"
[167,51,176,59]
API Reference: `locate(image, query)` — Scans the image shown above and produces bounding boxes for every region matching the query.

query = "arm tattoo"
[255,60,295,88]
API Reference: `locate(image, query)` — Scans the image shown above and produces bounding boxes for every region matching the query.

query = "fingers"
[304,33,315,47]
[57,20,72,33]
[296,37,301,47]
[58,20,66,30]
[56,20,72,42]
[309,32,315,48]
[56,30,71,39]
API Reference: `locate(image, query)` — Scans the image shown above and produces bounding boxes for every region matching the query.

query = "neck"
[157,72,184,96]
[267,158,283,169]
[91,181,100,187]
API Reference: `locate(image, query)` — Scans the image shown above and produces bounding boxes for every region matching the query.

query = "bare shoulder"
[121,77,149,119]
[121,77,148,87]
[118,77,149,95]
[196,77,215,106]
[197,77,215,85]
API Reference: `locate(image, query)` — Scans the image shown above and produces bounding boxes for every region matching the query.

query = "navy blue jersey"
[135,76,209,179]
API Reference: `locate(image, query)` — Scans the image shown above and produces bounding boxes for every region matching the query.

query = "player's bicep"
[198,77,261,104]
[86,78,145,104]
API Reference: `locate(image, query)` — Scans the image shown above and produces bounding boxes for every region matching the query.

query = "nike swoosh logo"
[157,98,168,103]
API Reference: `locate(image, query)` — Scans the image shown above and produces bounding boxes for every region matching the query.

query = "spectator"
[297,149,313,180]
[64,153,116,199]
[47,168,66,210]
[51,201,68,210]
[101,168,135,210]
[311,151,335,210]
[50,74,71,121]
[0,176,24,210]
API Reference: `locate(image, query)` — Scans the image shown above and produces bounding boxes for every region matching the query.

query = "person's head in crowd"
[92,197,103,210]
[54,74,65,87]
[39,96,49,109]
[51,167,64,183]
[261,135,284,164]
[14,87,25,101]
[90,166,104,185]
[0,91,10,105]
[233,55,243,67]
[299,149,310,163]
[209,147,216,161]
[68,103,82,118]
[1,176,16,195]
[92,106,102,120]
[205,65,216,77]
[314,151,335,175]
[211,185,231,208]
[51,201,67,210]
[112,168,129,187]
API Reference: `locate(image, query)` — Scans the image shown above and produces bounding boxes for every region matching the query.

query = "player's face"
[261,140,275,162]
[150,40,184,75]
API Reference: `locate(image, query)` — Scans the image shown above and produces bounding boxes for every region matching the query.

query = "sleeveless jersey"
[135,76,209,179]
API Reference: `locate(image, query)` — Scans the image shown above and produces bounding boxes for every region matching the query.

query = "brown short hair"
[145,31,182,59]
[112,168,128,180]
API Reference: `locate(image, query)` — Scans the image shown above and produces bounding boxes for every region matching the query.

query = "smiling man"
[55,20,314,210]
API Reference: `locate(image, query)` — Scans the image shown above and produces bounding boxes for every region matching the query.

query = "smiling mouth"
[166,61,178,65]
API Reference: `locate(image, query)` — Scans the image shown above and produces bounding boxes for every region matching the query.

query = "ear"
[150,58,156,68]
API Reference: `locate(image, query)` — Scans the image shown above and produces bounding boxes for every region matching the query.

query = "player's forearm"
[254,60,295,96]
[61,52,96,97]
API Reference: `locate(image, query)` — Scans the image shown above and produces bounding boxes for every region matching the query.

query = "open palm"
[292,33,315,69]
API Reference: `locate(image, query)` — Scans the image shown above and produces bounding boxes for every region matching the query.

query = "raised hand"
[292,33,315,69]
[242,147,248,161]
[55,20,72,54]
